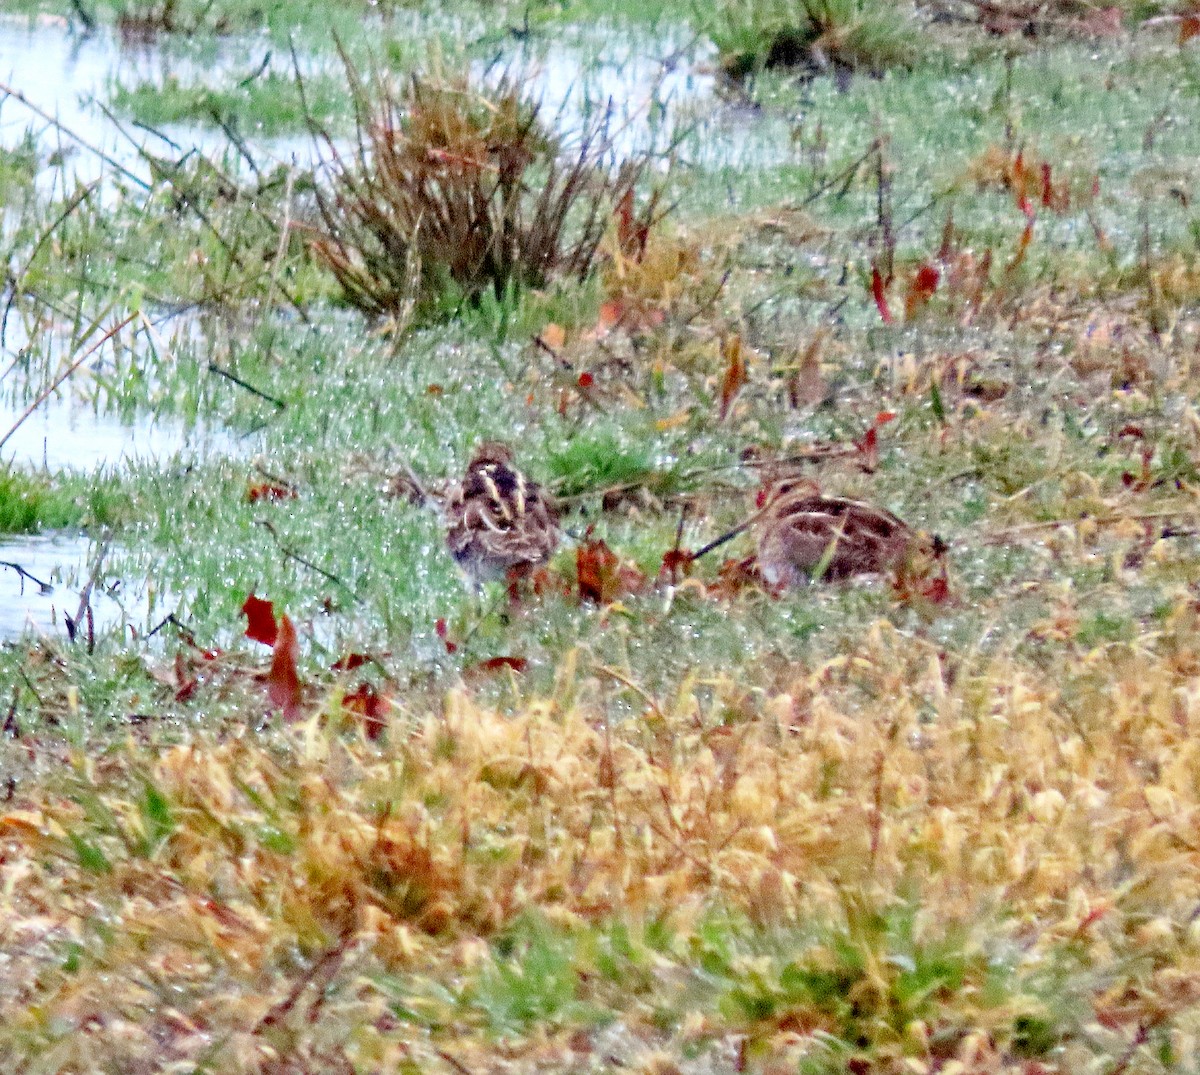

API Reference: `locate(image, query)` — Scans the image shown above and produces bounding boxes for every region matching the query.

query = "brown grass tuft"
[307,61,669,321]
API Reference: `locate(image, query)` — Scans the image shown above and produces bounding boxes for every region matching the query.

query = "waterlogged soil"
[0,14,316,190]
[0,530,143,639]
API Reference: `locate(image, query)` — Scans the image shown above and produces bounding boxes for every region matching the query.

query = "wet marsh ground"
[3,1,1200,1071]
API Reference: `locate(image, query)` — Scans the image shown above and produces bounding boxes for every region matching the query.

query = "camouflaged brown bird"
[753,477,920,587]
[445,442,560,586]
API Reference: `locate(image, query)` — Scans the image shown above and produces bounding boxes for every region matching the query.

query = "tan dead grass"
[6,620,1200,1069]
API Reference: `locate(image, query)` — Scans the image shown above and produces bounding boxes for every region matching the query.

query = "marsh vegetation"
[3,0,1200,1071]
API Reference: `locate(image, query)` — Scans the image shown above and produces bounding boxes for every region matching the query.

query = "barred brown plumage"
[754,477,919,586]
[445,443,560,586]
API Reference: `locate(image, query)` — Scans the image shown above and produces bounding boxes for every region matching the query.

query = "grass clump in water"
[710,0,924,80]
[0,467,121,534]
[309,63,669,322]
[109,71,350,136]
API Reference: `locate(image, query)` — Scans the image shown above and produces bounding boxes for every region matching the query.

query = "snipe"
[754,477,917,586]
[445,442,560,586]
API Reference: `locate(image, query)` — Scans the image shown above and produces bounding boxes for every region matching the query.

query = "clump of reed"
[307,61,669,322]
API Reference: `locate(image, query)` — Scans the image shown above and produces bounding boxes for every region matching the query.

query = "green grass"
[0,466,125,534]
[708,0,925,79]
[109,71,351,135]
[4,9,1200,1073]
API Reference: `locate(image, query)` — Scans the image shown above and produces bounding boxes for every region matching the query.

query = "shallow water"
[0,389,228,471]
[0,14,316,192]
[0,12,743,189]
[0,530,141,641]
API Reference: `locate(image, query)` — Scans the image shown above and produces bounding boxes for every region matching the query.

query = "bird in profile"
[691,474,935,587]
[753,477,918,587]
[445,442,560,587]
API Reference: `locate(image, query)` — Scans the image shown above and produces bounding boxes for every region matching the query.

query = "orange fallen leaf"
[539,322,567,351]
[718,335,748,421]
[1005,217,1035,275]
[246,482,295,504]
[596,300,625,332]
[473,656,529,675]
[904,262,941,320]
[577,537,645,604]
[342,682,389,740]
[706,556,765,599]
[266,614,303,722]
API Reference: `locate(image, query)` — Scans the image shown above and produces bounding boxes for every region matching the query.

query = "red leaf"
[923,575,952,605]
[173,652,198,702]
[856,413,894,471]
[242,593,278,646]
[343,682,388,740]
[576,537,645,604]
[718,336,748,421]
[903,262,941,320]
[871,265,893,323]
[658,548,693,585]
[332,652,372,671]
[246,482,295,504]
[1183,13,1200,43]
[864,424,883,465]
[266,614,303,722]
[578,371,594,389]
[1040,163,1054,208]
[475,656,529,674]
[1011,149,1026,194]
[435,617,458,654]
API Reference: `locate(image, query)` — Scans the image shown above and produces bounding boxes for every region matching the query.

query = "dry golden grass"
[6,616,1200,1070]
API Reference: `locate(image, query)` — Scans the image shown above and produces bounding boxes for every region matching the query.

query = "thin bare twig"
[0,314,138,454]
[0,561,53,594]
[0,80,150,190]
[207,363,287,409]
[256,519,358,599]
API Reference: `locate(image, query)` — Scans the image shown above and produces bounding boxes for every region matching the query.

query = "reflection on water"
[0,531,143,640]
[0,14,317,192]
[0,390,229,471]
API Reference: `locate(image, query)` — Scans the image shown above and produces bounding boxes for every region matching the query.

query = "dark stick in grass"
[689,518,756,562]
[207,363,287,409]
